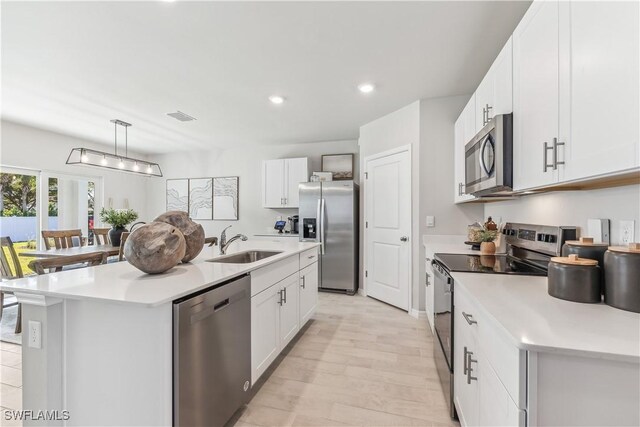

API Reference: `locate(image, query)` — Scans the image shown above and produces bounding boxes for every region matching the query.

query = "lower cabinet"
[250,251,319,386]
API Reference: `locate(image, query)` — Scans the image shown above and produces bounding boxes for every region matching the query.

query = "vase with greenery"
[477,229,498,255]
[99,208,139,247]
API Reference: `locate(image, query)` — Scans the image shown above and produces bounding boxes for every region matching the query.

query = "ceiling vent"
[166,111,197,122]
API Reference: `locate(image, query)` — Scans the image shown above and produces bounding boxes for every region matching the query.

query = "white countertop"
[1,240,320,307]
[453,272,640,363]
[253,232,300,238]
[422,234,481,257]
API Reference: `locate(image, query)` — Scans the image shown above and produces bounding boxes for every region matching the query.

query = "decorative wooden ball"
[124,222,186,274]
[153,211,205,263]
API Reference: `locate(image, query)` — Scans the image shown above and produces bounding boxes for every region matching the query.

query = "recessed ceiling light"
[269,95,285,105]
[358,83,375,94]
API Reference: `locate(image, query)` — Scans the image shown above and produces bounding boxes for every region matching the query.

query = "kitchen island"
[1,239,320,427]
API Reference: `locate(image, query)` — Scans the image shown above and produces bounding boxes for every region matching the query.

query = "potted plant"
[99,208,139,247]
[477,229,498,255]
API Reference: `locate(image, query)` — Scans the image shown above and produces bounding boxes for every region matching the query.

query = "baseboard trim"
[410,309,426,319]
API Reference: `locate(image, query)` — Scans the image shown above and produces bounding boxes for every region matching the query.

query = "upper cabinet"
[475,37,513,133]
[512,0,561,190]
[454,96,477,203]
[513,0,639,191]
[262,158,309,208]
[560,1,639,182]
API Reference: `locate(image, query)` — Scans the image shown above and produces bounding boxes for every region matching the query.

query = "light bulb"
[146,165,153,174]
[101,156,108,166]
[133,162,140,172]
[81,152,89,163]
[118,159,125,169]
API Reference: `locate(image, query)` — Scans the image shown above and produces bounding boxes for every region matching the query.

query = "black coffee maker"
[288,215,299,234]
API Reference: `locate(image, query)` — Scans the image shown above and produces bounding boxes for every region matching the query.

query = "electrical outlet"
[620,220,635,244]
[28,320,42,349]
[426,216,435,227]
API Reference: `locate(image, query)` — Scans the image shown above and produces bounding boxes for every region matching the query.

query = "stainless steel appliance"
[288,215,299,234]
[173,274,251,426]
[299,181,358,294]
[431,222,577,419]
[465,113,513,196]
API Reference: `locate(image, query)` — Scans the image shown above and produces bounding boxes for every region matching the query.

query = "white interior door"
[365,149,411,311]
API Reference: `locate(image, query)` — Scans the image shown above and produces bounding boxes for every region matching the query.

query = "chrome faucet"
[220,225,248,255]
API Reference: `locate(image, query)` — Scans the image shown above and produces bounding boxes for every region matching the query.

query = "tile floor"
[0,293,457,427]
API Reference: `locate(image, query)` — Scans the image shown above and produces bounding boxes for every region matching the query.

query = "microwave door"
[465,133,496,194]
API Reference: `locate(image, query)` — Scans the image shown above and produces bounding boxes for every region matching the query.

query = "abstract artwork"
[166,179,189,212]
[188,178,213,220]
[322,153,354,180]
[213,176,239,220]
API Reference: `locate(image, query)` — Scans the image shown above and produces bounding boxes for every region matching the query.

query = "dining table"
[19,244,120,259]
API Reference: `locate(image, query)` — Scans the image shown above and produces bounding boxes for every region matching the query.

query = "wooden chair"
[1,237,24,334]
[204,236,218,247]
[28,252,108,275]
[42,229,85,250]
[118,232,131,262]
[92,228,111,245]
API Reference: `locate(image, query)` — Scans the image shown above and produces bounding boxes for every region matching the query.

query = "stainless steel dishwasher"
[173,274,251,427]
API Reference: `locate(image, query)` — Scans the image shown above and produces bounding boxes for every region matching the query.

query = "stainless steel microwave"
[464,113,513,196]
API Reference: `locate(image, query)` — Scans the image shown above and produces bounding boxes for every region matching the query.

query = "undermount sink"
[206,250,282,264]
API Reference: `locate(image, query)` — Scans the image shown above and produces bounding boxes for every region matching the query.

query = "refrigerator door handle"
[319,198,326,255]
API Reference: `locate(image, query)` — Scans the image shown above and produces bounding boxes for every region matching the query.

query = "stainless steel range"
[431,222,578,419]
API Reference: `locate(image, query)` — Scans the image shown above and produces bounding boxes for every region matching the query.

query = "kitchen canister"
[604,243,640,313]
[548,254,602,303]
[562,237,609,295]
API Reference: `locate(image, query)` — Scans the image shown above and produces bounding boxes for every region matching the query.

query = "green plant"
[477,229,498,243]
[99,208,138,228]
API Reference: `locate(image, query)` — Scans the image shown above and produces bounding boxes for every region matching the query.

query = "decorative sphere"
[153,211,205,263]
[124,222,186,274]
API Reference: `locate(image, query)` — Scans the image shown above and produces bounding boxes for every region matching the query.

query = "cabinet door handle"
[462,312,477,325]
[283,287,287,304]
[466,351,478,384]
[482,107,486,126]
[301,276,306,289]
[485,104,492,124]
[277,290,283,306]
[543,141,554,172]
[553,137,565,169]
[463,346,470,375]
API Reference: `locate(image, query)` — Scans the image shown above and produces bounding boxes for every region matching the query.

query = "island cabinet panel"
[250,282,281,385]
[250,251,319,385]
[299,261,318,326]
[478,359,525,427]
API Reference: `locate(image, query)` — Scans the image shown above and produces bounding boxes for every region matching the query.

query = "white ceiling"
[1,1,530,154]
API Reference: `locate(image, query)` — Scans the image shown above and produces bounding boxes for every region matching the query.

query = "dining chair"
[28,252,108,275]
[204,236,218,247]
[92,228,111,245]
[42,229,85,250]
[0,237,24,334]
[118,232,131,262]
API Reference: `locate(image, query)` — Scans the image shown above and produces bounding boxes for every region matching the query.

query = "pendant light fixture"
[66,119,163,177]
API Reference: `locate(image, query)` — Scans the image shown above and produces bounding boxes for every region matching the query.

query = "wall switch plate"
[426,216,435,227]
[620,220,635,244]
[28,320,42,349]
[587,218,610,244]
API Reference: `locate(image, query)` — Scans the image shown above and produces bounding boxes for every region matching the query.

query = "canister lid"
[608,243,640,254]
[550,254,599,266]
[564,237,609,247]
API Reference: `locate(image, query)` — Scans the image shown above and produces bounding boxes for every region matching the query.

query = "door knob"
[400,236,409,242]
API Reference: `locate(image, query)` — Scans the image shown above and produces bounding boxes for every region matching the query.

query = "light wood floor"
[0,293,457,427]
[235,293,458,427]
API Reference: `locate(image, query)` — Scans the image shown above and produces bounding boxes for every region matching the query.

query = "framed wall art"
[166,179,189,212]
[213,176,239,220]
[322,153,354,180]
[188,178,213,220]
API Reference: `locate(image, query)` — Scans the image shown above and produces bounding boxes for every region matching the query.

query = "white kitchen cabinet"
[299,261,318,326]
[454,287,480,426]
[251,282,281,384]
[478,360,525,427]
[454,96,477,203]
[262,158,308,208]
[560,1,639,181]
[279,274,300,348]
[475,37,513,132]
[424,261,434,332]
[512,0,561,191]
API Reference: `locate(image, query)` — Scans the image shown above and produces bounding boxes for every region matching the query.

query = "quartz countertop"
[253,232,300,238]
[1,240,320,307]
[452,272,640,363]
[422,234,481,258]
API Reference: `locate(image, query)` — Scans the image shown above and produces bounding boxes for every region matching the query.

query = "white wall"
[485,185,640,245]
[0,120,151,222]
[146,139,359,238]
[358,101,421,311]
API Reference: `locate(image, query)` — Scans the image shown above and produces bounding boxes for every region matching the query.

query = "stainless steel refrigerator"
[299,181,359,294]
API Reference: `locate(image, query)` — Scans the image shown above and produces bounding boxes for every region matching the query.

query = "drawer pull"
[301,276,306,289]
[463,346,470,375]
[307,255,315,259]
[462,312,477,325]
[466,350,478,384]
